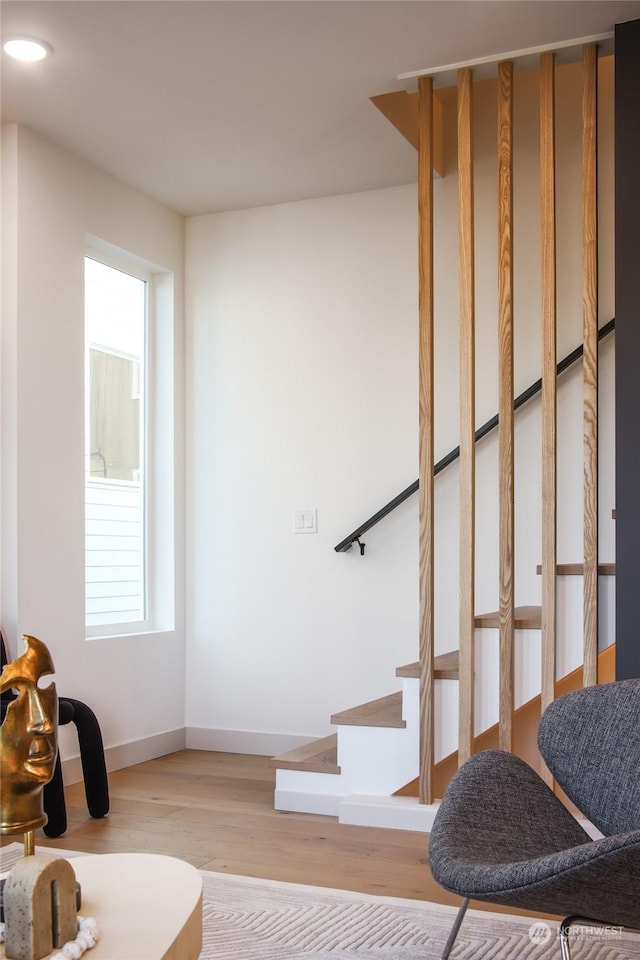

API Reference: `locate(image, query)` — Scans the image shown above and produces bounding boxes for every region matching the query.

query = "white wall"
[185,57,615,752]
[1,125,186,769]
[185,185,420,750]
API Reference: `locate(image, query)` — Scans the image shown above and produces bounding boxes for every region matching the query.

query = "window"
[85,256,147,630]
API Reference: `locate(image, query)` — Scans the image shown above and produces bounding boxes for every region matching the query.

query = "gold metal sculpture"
[0,635,58,842]
[0,638,85,960]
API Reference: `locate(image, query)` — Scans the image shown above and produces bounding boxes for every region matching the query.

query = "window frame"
[84,239,174,640]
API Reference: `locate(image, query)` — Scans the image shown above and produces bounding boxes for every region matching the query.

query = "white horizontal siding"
[85,535,140,551]
[86,595,142,614]
[86,567,141,583]
[85,479,144,624]
[86,550,141,567]
[86,504,139,522]
[86,484,139,507]
[85,580,139,598]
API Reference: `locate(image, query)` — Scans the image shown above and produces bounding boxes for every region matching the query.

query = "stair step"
[396,651,459,680]
[395,609,540,683]
[271,733,340,774]
[474,604,542,629]
[330,691,406,728]
[535,563,615,576]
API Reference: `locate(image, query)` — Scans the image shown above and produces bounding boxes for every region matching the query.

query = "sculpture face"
[0,635,58,834]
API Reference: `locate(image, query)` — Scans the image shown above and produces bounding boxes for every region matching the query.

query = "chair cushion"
[538,679,640,836]
[429,750,640,926]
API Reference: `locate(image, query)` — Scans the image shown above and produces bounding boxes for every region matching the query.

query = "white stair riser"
[339,795,440,832]
[275,767,346,795]
[434,679,458,761]
[274,788,341,817]
[337,725,417,794]
[598,575,615,650]
[474,628,543,733]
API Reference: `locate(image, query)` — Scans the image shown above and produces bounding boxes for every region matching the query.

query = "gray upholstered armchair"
[428,679,640,959]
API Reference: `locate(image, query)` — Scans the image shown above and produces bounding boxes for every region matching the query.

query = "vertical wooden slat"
[458,68,475,767]
[497,61,514,752]
[417,75,435,804]
[582,43,598,688]
[540,53,557,772]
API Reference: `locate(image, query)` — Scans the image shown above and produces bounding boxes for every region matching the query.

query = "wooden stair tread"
[535,563,615,576]
[474,605,541,629]
[396,651,459,680]
[330,691,406,728]
[271,733,340,774]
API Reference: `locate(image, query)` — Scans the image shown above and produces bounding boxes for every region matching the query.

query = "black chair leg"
[68,698,109,818]
[440,897,470,960]
[42,753,67,838]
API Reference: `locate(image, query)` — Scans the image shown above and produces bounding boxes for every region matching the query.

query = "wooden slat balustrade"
[497,60,515,753]
[539,54,558,789]
[582,43,599,688]
[417,74,436,805]
[457,67,475,768]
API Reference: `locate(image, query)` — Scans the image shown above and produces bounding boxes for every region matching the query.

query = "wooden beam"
[417,75,435,805]
[497,60,515,753]
[458,68,475,767]
[370,91,445,175]
[582,43,599,688]
[540,53,557,785]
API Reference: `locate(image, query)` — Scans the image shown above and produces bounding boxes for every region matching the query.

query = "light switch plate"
[294,508,317,534]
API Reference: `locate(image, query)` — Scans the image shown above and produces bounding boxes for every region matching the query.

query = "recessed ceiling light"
[3,36,52,63]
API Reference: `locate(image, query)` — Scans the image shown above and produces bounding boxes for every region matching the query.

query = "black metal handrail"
[334,318,615,554]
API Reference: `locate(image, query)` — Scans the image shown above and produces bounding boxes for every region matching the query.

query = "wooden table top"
[1,853,202,960]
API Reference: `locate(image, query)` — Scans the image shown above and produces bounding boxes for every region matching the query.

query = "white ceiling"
[2,0,640,216]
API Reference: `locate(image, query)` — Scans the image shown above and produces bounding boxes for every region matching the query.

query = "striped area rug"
[2,844,639,959]
[199,871,640,960]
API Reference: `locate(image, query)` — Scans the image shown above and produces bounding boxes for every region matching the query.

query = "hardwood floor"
[1,749,551,919]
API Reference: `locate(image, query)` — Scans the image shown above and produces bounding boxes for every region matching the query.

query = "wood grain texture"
[497,60,515,753]
[0,750,558,918]
[396,651,460,681]
[417,75,435,804]
[369,91,445,175]
[582,43,598,688]
[539,53,557,773]
[536,563,615,576]
[457,68,475,768]
[474,605,541,629]
[330,691,406,728]
[271,735,341,774]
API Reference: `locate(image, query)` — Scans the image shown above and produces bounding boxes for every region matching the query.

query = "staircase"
[272,567,615,831]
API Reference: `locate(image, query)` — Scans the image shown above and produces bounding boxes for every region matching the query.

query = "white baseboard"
[60,728,186,784]
[274,791,440,830]
[339,795,440,832]
[186,726,318,757]
[275,789,342,817]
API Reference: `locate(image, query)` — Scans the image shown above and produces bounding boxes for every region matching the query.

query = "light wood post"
[582,43,599,688]
[458,68,475,767]
[418,75,435,804]
[497,61,515,752]
[540,53,557,780]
